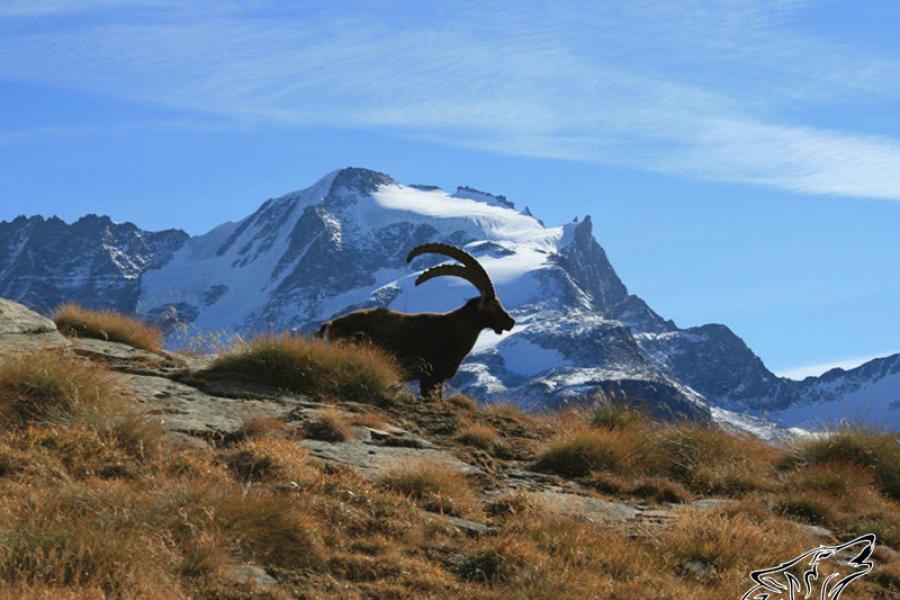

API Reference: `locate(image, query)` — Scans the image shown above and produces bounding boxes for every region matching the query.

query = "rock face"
[0,297,69,355]
[0,214,187,314]
[2,168,898,432]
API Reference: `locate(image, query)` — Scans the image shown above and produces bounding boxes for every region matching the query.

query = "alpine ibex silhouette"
[316,243,515,399]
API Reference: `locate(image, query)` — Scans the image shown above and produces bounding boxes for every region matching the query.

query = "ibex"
[316,243,515,399]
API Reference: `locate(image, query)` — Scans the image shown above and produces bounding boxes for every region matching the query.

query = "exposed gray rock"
[0,297,69,355]
[126,374,297,443]
[300,438,483,478]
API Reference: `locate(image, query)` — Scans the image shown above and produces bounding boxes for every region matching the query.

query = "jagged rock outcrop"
[0,214,187,313]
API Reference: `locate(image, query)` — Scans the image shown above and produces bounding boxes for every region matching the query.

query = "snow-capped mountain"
[2,167,897,432]
[0,214,187,313]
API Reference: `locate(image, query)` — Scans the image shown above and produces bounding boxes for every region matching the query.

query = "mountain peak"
[328,167,396,196]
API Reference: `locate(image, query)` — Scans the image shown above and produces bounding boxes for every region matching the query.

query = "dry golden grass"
[378,460,480,518]
[53,304,162,353]
[303,407,353,442]
[483,401,533,425]
[536,417,779,498]
[3,347,900,599]
[586,472,691,503]
[485,490,545,519]
[349,410,388,430]
[237,413,296,439]
[591,401,645,430]
[447,394,479,411]
[785,428,900,500]
[535,427,656,477]
[456,421,499,449]
[209,334,402,404]
[223,437,317,484]
[0,351,123,428]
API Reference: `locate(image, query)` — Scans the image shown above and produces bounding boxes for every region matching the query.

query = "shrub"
[237,414,295,439]
[349,410,388,430]
[586,472,691,503]
[0,480,179,593]
[657,509,816,582]
[208,334,401,404]
[787,460,875,494]
[534,428,652,477]
[53,304,162,353]
[303,407,352,442]
[486,490,544,519]
[591,402,644,430]
[786,428,900,501]
[448,394,479,411]
[378,460,479,517]
[224,438,315,484]
[456,422,499,449]
[0,351,124,428]
[458,538,537,583]
[773,491,836,525]
[655,424,779,494]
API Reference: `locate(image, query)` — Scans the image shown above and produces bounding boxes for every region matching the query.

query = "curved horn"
[414,264,480,291]
[407,243,495,297]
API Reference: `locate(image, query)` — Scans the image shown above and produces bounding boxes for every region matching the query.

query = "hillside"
[1,167,898,433]
[1,298,899,599]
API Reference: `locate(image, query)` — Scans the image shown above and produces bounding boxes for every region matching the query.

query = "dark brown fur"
[317,295,514,399]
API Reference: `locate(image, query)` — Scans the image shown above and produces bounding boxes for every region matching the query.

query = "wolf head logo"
[740,534,875,600]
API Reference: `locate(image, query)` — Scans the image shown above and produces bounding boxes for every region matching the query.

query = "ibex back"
[316,243,515,399]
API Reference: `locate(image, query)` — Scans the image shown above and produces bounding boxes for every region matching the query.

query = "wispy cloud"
[3,0,900,201]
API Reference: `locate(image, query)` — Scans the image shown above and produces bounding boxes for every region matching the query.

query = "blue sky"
[1,0,898,377]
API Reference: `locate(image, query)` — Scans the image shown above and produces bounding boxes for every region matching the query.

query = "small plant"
[53,304,162,353]
[586,472,691,503]
[224,438,315,484]
[456,422,499,449]
[486,490,544,518]
[785,427,900,501]
[458,538,535,583]
[303,407,353,442]
[0,351,124,428]
[534,428,651,477]
[448,394,479,411]
[349,410,388,430]
[591,401,644,430]
[773,491,836,525]
[378,460,479,517]
[208,334,402,405]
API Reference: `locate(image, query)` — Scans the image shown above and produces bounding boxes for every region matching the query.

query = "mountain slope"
[0,214,187,313]
[137,168,708,420]
[2,167,897,431]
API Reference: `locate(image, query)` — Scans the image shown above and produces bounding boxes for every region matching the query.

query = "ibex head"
[407,243,515,335]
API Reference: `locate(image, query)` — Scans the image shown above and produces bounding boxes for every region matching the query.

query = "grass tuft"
[303,407,353,442]
[378,460,479,517]
[0,351,124,428]
[785,428,900,501]
[591,401,645,430]
[208,334,402,404]
[53,304,162,353]
[535,428,652,477]
[456,422,499,450]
